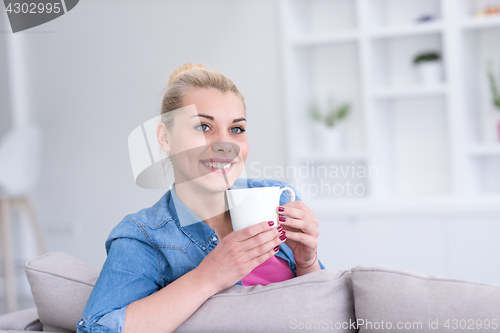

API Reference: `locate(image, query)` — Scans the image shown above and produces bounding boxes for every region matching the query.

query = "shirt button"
[212,236,217,242]
[78,320,84,326]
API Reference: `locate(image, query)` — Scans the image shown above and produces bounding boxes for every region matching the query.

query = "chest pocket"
[159,239,209,285]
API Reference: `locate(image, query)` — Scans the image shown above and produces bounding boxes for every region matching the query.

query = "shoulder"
[234,178,294,189]
[236,178,302,202]
[105,190,184,254]
[128,190,175,229]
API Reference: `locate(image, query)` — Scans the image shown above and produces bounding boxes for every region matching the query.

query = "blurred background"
[1,0,500,314]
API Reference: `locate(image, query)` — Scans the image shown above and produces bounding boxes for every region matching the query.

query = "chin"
[185,173,228,191]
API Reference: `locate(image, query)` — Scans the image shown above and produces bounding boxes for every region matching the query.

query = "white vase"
[416,60,443,86]
[497,116,500,143]
[311,122,345,154]
[491,110,500,144]
[481,109,500,144]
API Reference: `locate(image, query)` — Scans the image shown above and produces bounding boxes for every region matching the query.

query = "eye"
[194,123,211,132]
[230,126,246,134]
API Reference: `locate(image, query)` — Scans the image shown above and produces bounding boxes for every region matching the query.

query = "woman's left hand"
[276,201,319,268]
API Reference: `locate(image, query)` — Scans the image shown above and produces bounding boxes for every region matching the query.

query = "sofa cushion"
[0,307,42,331]
[24,252,356,332]
[174,268,356,332]
[25,252,99,333]
[351,265,500,333]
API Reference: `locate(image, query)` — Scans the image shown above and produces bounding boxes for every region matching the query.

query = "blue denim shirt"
[77,178,325,333]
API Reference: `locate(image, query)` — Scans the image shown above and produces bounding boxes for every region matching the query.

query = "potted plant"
[413,51,442,86]
[309,97,351,153]
[487,61,500,142]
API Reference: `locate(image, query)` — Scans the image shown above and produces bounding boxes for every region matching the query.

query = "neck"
[174,181,233,238]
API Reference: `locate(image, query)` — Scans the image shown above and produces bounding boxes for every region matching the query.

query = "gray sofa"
[1,252,499,333]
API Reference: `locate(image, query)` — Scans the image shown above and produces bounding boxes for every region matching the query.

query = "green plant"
[413,51,441,65]
[309,97,351,128]
[309,101,322,121]
[487,61,500,110]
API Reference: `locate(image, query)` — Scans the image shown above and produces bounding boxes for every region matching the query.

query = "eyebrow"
[190,114,247,123]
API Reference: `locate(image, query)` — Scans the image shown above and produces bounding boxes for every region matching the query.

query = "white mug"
[226,186,296,232]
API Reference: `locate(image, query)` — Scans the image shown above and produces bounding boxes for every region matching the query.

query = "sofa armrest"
[0,307,42,331]
[0,331,56,333]
[0,331,45,333]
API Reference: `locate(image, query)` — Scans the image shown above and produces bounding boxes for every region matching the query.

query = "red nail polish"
[279,216,286,222]
[278,207,285,212]
[273,246,280,252]
[277,226,283,233]
[268,221,274,227]
[279,232,287,241]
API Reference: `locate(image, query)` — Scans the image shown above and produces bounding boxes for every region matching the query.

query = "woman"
[77,63,324,333]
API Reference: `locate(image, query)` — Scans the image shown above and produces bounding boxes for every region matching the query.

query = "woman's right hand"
[196,221,287,293]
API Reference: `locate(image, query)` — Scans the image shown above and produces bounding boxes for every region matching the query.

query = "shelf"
[300,151,369,161]
[307,195,500,219]
[291,31,359,47]
[280,0,500,207]
[461,15,500,30]
[370,21,443,39]
[469,145,500,156]
[373,84,448,100]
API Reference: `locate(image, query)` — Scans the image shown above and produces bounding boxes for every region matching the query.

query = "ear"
[157,122,171,153]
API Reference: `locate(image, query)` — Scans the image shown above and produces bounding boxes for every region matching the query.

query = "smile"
[202,161,232,169]
[199,159,237,174]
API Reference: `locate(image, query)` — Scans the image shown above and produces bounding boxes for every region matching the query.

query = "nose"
[210,141,238,155]
[207,129,241,158]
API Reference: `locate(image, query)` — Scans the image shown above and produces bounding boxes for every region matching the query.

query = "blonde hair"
[161,63,245,129]
[159,63,246,186]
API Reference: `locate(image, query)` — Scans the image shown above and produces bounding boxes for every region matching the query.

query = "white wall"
[0,12,12,136]
[1,0,499,291]
[3,0,286,269]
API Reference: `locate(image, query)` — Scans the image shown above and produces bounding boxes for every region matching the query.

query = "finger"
[278,200,314,216]
[280,224,301,233]
[245,229,285,258]
[238,225,284,253]
[278,216,319,237]
[232,220,277,242]
[283,230,318,250]
[277,204,309,221]
[245,231,287,266]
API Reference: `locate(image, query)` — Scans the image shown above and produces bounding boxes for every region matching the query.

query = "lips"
[199,159,237,174]
[200,158,236,163]
[203,161,231,169]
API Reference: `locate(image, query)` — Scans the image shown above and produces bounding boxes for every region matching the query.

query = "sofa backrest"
[25,252,356,333]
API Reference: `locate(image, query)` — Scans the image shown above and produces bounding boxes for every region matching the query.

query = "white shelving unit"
[278,0,500,218]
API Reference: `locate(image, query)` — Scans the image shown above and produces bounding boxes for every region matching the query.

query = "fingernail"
[273,246,280,252]
[277,226,283,233]
[279,232,287,241]
[268,221,274,227]
[278,206,285,212]
[279,216,286,222]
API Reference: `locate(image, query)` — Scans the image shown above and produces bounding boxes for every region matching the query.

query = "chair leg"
[20,197,46,255]
[0,198,18,313]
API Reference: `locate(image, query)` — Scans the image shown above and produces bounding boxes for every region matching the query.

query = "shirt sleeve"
[278,181,302,204]
[77,236,164,333]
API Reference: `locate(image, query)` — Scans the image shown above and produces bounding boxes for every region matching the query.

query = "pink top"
[241,255,295,286]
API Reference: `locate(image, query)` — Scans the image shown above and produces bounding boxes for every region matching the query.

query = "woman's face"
[160,88,249,193]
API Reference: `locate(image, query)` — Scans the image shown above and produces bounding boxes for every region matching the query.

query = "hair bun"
[168,63,207,87]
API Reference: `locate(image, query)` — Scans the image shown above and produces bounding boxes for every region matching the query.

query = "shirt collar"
[169,183,216,249]
[170,183,204,227]
[167,179,254,250]
[170,178,250,228]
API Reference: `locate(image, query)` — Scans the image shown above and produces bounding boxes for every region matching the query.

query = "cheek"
[240,143,249,161]
[172,131,207,154]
